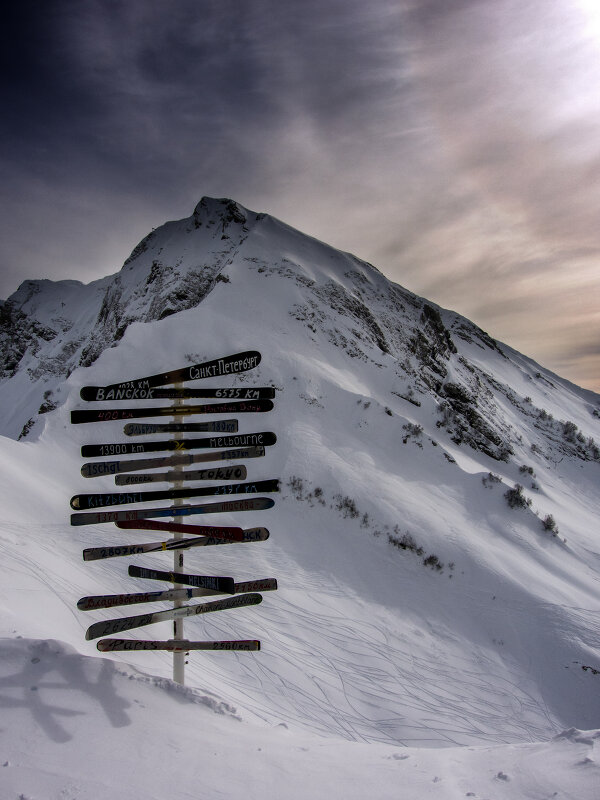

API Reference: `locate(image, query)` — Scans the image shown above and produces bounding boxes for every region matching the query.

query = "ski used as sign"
[79,587,221,610]
[78,578,277,611]
[70,496,275,526]
[97,639,261,652]
[80,350,261,398]
[81,432,276,458]
[70,478,280,510]
[127,564,230,587]
[80,445,265,478]
[114,464,247,486]
[233,578,278,593]
[71,399,273,424]
[82,527,270,561]
[86,592,262,640]
[123,420,240,436]
[82,386,275,402]
[128,568,276,593]
[124,420,238,436]
[114,519,244,537]
[128,569,235,592]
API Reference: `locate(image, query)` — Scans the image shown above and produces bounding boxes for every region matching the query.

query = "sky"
[2,0,599,392]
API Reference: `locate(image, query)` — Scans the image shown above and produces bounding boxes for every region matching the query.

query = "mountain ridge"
[2,196,598,448]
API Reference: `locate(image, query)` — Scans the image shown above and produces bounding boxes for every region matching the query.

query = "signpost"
[172,382,186,683]
[72,349,277,684]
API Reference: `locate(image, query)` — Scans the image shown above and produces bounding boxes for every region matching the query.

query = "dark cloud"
[1,0,414,290]
[3,0,407,174]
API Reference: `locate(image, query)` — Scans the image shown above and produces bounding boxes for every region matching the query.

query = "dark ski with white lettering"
[78,578,277,611]
[123,420,239,436]
[79,587,221,610]
[80,445,265,478]
[70,496,275,526]
[114,520,244,537]
[81,385,275,402]
[114,464,246,486]
[128,566,235,593]
[85,593,262,640]
[70,478,280,510]
[80,351,261,399]
[71,399,273,424]
[82,527,270,561]
[81,432,276,458]
[97,639,261,652]
[129,565,235,590]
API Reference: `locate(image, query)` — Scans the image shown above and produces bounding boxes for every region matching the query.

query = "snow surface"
[1,198,599,798]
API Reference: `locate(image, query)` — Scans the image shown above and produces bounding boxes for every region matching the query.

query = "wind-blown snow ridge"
[0,197,599,797]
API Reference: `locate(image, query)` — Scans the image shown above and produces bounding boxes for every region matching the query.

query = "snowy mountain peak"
[1,197,599,454]
[192,195,254,228]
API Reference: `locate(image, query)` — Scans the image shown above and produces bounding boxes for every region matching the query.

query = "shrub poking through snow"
[504,483,532,509]
[402,422,423,439]
[334,494,360,518]
[542,514,559,535]
[388,531,424,556]
[519,464,536,477]
[423,554,443,571]
[482,472,502,488]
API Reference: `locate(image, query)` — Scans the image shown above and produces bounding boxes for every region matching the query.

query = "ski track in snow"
[187,590,557,748]
[0,519,562,749]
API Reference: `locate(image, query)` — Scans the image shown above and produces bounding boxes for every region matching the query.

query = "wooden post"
[172,382,185,684]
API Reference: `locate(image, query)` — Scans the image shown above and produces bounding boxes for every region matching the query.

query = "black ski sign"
[114,464,246,486]
[70,478,280,510]
[70,496,275,526]
[97,639,261,652]
[128,566,236,592]
[82,527,270,561]
[78,579,277,611]
[80,445,265,478]
[81,432,276,458]
[81,385,275,402]
[81,350,261,398]
[114,519,244,537]
[123,420,240,436]
[79,587,221,610]
[85,593,262,640]
[71,399,273,424]
[124,420,238,436]
[129,564,235,594]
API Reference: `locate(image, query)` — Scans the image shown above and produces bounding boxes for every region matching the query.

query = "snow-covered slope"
[1,197,599,797]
